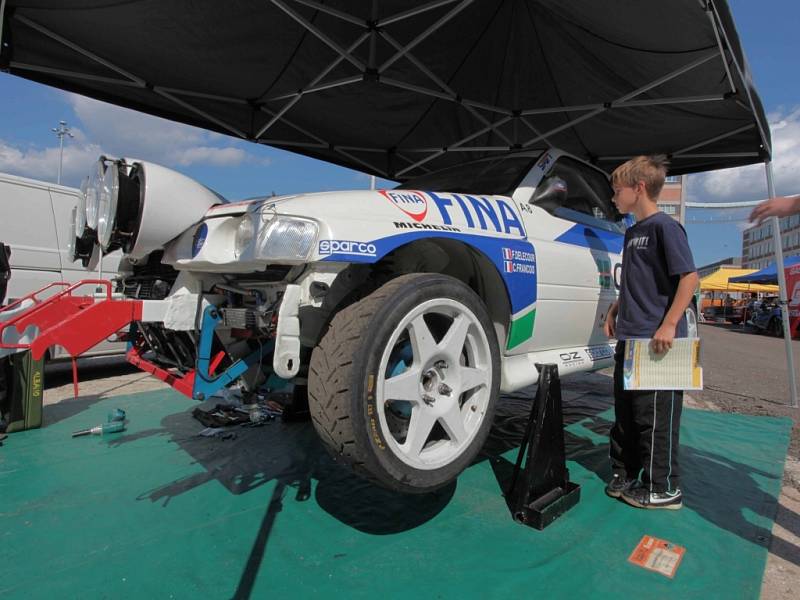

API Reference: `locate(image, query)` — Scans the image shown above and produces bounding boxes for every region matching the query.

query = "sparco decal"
[319,240,377,257]
[379,190,428,222]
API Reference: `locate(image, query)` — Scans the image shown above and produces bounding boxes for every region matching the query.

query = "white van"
[0,171,122,359]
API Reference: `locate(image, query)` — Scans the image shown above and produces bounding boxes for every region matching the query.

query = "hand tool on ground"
[71,420,125,437]
[107,408,126,422]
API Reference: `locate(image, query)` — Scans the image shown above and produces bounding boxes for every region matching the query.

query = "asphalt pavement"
[693,322,800,459]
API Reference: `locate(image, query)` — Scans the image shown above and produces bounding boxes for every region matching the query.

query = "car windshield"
[397,155,538,196]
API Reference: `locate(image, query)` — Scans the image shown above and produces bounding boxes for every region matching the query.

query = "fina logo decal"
[379,190,428,222]
[192,223,208,257]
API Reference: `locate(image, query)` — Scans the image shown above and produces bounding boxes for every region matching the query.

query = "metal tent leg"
[765,161,798,408]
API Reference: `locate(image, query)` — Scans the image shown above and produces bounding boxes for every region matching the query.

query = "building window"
[658,203,677,215]
[664,175,681,183]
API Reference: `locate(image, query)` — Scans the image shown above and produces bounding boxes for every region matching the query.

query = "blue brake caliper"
[385,339,414,418]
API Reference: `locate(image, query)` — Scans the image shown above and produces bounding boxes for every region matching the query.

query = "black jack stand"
[506,363,580,529]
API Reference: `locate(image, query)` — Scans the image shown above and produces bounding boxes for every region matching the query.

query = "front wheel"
[308,273,500,494]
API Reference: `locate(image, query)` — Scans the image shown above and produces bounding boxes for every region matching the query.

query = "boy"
[603,156,699,510]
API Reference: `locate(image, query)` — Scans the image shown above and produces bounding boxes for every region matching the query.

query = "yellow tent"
[699,268,779,293]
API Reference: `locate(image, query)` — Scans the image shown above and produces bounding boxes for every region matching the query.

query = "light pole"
[51,120,73,185]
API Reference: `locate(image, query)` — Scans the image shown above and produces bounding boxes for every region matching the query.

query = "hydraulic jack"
[506,363,580,530]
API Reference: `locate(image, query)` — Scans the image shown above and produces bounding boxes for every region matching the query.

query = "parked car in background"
[702,299,747,324]
[750,296,783,337]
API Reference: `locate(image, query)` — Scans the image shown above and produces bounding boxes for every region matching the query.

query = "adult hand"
[604,303,618,338]
[650,323,676,354]
[749,195,800,225]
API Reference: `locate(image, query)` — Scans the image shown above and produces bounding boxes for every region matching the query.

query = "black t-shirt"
[616,212,696,339]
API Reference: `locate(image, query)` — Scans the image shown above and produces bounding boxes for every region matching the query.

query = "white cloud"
[174,146,250,167]
[687,106,800,203]
[67,94,269,169]
[0,93,270,187]
[0,139,101,184]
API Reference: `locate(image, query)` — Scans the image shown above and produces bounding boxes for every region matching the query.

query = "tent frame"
[0,0,768,178]
[1,0,795,406]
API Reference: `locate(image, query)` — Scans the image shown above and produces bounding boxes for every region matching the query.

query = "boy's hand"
[604,302,618,338]
[650,323,676,354]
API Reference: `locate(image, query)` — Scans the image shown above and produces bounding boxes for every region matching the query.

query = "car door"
[512,153,624,353]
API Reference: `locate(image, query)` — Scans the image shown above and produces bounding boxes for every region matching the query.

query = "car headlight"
[96,160,120,249]
[77,177,89,234]
[234,215,255,258]
[85,161,102,230]
[254,215,317,261]
[70,177,97,265]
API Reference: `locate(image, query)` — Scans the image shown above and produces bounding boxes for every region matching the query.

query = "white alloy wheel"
[376,298,492,470]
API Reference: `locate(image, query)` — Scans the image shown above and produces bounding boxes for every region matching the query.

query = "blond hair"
[611,155,669,200]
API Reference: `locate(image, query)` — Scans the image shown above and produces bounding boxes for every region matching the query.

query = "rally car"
[3,149,629,493]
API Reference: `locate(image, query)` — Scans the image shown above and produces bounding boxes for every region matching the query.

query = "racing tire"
[308,273,500,494]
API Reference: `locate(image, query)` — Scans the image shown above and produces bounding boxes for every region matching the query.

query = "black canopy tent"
[0,0,795,406]
[0,0,772,180]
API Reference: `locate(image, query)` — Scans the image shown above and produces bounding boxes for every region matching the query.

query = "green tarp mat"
[0,387,790,599]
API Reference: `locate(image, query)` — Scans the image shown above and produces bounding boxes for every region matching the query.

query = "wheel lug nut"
[435,360,448,369]
[438,383,452,396]
[422,394,436,406]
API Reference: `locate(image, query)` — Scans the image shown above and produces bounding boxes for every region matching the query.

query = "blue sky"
[0,0,798,267]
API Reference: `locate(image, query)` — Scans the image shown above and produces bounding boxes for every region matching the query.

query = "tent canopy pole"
[765,160,798,408]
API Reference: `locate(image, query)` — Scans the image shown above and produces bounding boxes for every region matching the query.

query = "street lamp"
[51,120,73,185]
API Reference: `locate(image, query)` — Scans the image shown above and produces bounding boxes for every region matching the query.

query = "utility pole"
[51,120,73,185]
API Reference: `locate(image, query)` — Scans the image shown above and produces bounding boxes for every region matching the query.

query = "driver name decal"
[502,247,536,274]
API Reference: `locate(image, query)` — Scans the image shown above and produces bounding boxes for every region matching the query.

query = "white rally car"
[8,149,632,493]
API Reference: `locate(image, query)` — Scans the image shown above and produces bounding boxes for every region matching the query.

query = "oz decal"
[559,351,584,368]
[379,190,428,222]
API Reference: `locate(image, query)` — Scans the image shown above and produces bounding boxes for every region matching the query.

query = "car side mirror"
[531,176,568,206]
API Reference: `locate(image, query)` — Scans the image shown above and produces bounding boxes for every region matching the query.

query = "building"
[741,214,800,269]
[697,257,741,279]
[657,175,684,222]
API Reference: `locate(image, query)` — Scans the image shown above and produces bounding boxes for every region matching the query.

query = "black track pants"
[609,342,683,493]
